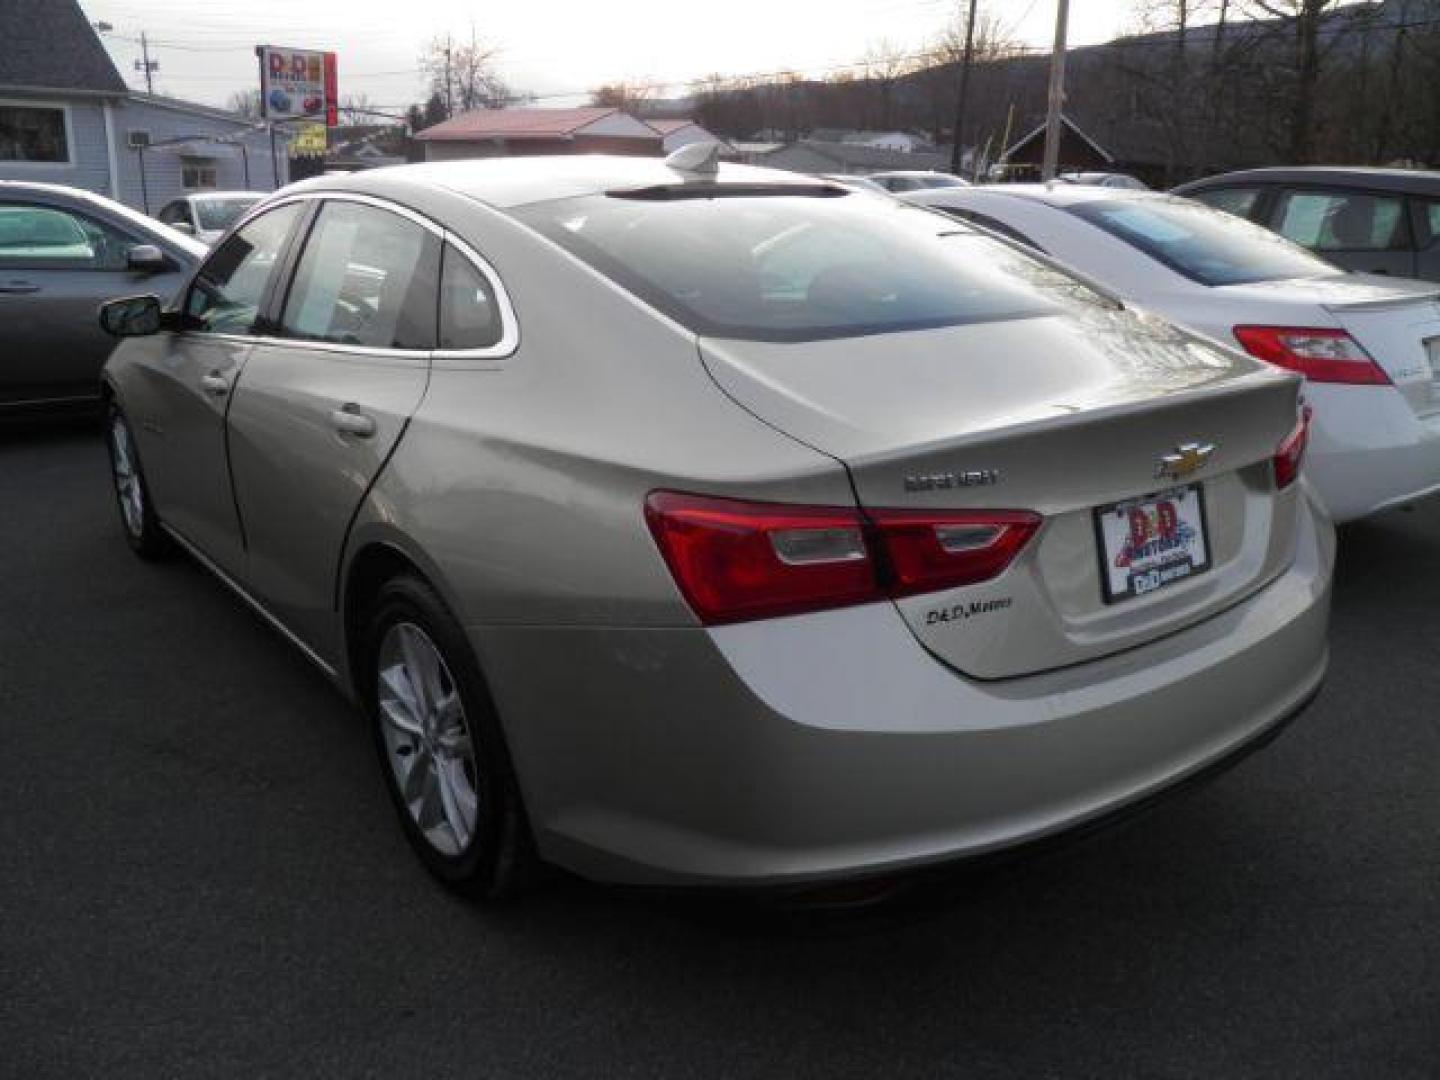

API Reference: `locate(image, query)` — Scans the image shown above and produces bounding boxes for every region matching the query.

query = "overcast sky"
[82,0,1135,113]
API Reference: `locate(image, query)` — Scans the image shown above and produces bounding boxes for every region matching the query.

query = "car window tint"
[0,203,136,270]
[1068,196,1338,287]
[1414,199,1440,249]
[1190,187,1261,219]
[280,201,439,350]
[186,201,303,334]
[439,244,502,350]
[1273,190,1406,252]
[513,192,1109,343]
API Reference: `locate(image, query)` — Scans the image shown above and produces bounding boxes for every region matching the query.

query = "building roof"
[125,92,263,128]
[416,106,657,143]
[769,140,948,172]
[645,119,696,135]
[1002,115,1115,165]
[0,0,127,95]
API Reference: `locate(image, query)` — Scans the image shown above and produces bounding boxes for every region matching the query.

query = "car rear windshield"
[1066,196,1339,286]
[510,191,1084,342]
[195,197,260,232]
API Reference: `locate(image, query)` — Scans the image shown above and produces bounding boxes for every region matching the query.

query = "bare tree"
[339,92,374,126]
[590,80,656,113]
[1240,0,1350,161]
[226,88,262,119]
[860,39,916,129]
[421,28,508,117]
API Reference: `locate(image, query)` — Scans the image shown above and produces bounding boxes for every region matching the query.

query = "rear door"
[0,198,157,406]
[225,197,439,657]
[1266,187,1415,277]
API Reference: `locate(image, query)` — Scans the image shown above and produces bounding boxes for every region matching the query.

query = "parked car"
[1173,167,1440,280]
[905,184,1440,523]
[866,170,969,193]
[1059,171,1149,190]
[0,181,205,416]
[99,156,1332,899]
[155,191,267,246]
[816,173,893,195]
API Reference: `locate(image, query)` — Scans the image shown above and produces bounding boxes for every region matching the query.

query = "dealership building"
[0,0,288,213]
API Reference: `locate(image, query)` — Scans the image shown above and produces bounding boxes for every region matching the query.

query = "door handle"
[0,281,39,294]
[330,404,376,437]
[200,373,230,396]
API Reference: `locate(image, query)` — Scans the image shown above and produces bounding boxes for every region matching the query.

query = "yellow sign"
[290,123,327,158]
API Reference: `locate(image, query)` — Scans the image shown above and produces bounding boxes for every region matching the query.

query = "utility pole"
[948,0,979,178]
[1041,0,1070,181]
[134,30,159,94]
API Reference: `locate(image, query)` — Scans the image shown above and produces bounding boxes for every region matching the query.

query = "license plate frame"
[1093,484,1213,605]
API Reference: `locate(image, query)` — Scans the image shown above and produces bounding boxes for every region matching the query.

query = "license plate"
[1094,484,1212,604]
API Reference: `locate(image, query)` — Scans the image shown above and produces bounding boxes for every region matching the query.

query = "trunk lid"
[701,308,1304,679]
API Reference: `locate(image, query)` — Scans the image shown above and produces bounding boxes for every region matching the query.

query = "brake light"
[867,509,1041,598]
[1273,407,1311,490]
[645,491,1040,625]
[1233,326,1390,385]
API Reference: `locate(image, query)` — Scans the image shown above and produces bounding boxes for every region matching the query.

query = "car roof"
[184,191,268,201]
[921,183,1173,208]
[1175,166,1440,195]
[282,156,829,210]
[868,170,954,179]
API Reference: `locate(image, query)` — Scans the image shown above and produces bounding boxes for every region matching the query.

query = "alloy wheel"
[376,621,480,857]
[109,414,145,538]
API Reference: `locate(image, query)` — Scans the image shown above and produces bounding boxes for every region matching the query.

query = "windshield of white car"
[1066,197,1339,286]
[195,197,261,232]
[512,193,1095,342]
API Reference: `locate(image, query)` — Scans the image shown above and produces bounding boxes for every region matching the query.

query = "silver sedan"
[98,154,1334,898]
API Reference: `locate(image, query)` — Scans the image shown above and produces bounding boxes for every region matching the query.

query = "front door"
[0,199,157,406]
[138,201,307,576]
[226,198,439,659]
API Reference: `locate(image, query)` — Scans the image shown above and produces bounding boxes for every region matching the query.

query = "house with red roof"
[414,107,663,160]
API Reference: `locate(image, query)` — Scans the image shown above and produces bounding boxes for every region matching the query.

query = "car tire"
[363,573,537,900]
[105,400,171,559]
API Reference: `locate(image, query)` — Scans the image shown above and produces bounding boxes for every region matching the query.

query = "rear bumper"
[1306,383,1440,522]
[473,490,1334,887]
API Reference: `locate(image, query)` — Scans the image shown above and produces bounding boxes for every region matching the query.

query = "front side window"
[280,201,439,350]
[1272,190,1407,252]
[186,202,304,334]
[512,191,1078,342]
[0,202,137,270]
[1068,196,1338,287]
[0,105,68,163]
[1189,187,1262,219]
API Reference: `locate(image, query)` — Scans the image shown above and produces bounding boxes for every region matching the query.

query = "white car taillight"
[1233,326,1390,385]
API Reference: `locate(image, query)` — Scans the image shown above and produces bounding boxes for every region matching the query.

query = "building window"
[181,157,218,190]
[0,105,69,163]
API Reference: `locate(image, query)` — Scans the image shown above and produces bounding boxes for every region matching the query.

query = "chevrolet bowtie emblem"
[1156,442,1215,481]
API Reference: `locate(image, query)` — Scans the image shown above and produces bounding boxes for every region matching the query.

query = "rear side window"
[1189,187,1262,219]
[1414,199,1440,249]
[1068,196,1338,287]
[186,201,303,334]
[439,244,502,351]
[512,192,1082,342]
[280,201,440,350]
[1271,190,1407,252]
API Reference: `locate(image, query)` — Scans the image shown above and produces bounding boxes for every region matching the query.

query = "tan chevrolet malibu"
[97,150,1334,900]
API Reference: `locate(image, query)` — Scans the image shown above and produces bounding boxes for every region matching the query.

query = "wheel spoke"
[379,697,423,738]
[434,758,473,849]
[379,664,422,721]
[398,624,443,715]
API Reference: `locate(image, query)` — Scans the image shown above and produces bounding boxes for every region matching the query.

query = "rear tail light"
[1233,326,1390,385]
[645,491,1040,625]
[1273,407,1311,490]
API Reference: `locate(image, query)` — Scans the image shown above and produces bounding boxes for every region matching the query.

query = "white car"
[905,185,1440,523]
[155,191,267,245]
[867,170,969,193]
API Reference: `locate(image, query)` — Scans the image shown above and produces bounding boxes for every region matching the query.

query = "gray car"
[1174,166,1440,280]
[155,191,267,246]
[0,181,204,414]
[98,155,1334,899]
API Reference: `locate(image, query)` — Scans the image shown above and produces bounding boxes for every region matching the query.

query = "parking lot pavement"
[2,422,1438,1079]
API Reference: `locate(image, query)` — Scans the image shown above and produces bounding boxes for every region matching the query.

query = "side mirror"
[127,244,169,274]
[170,221,196,236]
[100,294,164,337]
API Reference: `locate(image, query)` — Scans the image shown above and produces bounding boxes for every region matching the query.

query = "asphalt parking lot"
[2,420,1438,1079]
